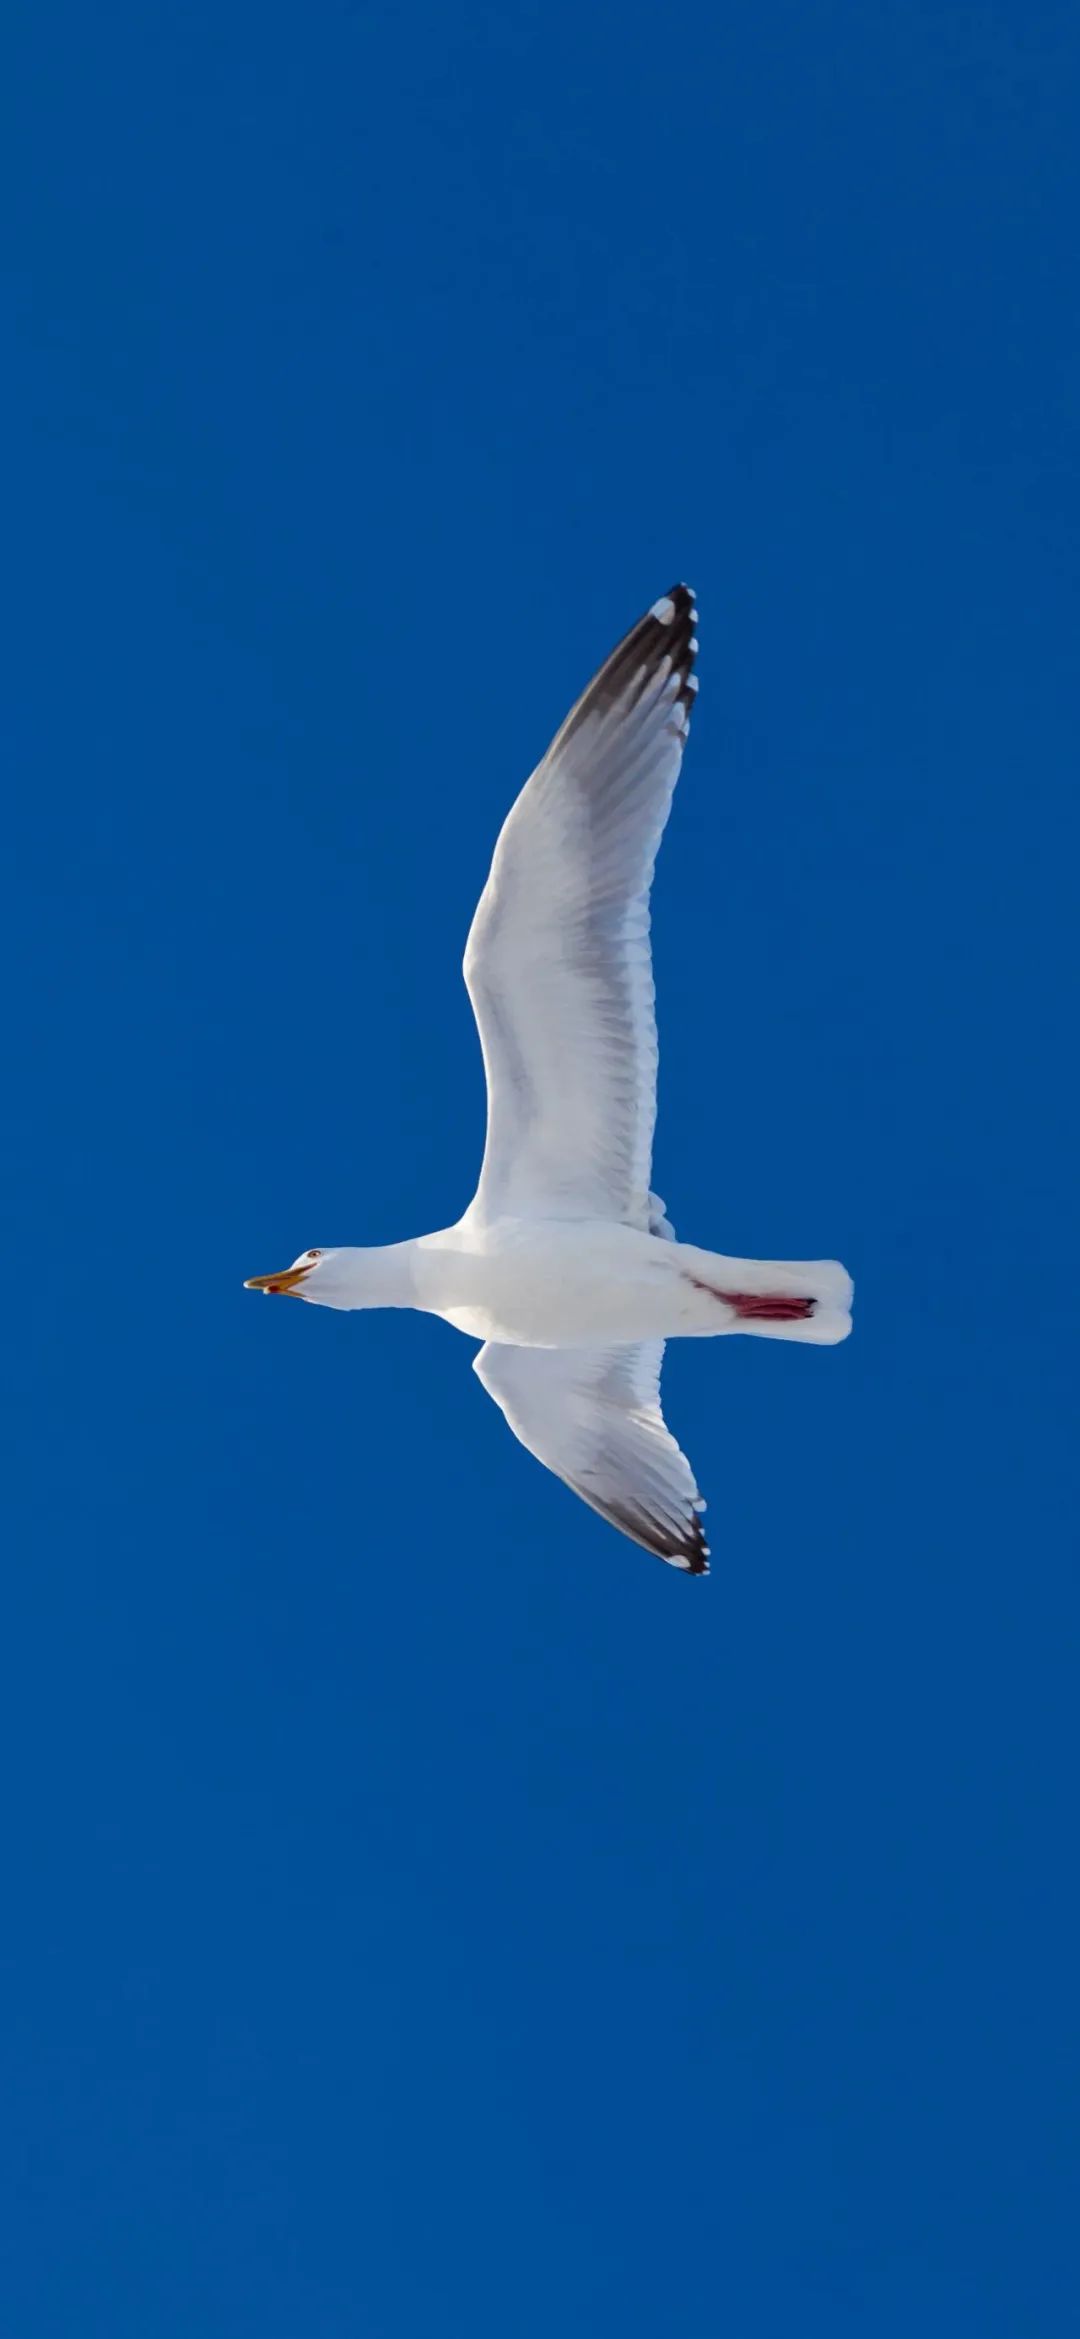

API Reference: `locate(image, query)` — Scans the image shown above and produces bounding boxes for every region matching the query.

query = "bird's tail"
[678,1248,854,1344]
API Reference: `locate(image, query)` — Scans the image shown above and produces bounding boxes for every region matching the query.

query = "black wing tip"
[676,1517,711,1576]
[649,1508,710,1575]
[658,581,697,616]
[630,583,700,721]
[557,583,700,751]
[603,1496,710,1575]
[650,582,698,641]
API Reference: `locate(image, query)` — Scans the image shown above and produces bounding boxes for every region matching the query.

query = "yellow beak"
[243,1265,312,1297]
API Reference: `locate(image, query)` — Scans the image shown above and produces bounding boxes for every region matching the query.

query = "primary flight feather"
[246,585,852,1574]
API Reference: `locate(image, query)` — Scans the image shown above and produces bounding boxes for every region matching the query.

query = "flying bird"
[246,586,852,1573]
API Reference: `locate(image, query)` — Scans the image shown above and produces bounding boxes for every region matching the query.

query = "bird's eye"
[308,1250,323,1261]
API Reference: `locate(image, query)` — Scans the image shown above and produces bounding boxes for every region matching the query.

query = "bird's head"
[244,1243,415,1312]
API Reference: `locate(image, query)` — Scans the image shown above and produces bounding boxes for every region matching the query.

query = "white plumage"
[246,585,852,1575]
[474,1339,707,1573]
[462,589,693,1228]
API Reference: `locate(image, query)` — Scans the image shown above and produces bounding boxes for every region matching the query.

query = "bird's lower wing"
[473,1339,709,1574]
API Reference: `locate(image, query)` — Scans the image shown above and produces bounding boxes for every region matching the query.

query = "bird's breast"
[416,1221,680,1347]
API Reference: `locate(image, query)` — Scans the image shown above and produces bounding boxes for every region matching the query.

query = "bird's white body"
[247,584,852,1572]
[346,1220,852,1350]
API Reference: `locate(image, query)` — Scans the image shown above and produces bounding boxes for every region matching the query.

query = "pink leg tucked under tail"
[689,1279,816,1323]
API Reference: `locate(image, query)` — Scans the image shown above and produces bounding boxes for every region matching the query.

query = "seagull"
[246,586,852,1574]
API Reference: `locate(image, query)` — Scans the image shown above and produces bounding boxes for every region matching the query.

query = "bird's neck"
[334,1242,420,1311]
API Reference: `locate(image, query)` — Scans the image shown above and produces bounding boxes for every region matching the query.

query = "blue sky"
[5,2,1077,2332]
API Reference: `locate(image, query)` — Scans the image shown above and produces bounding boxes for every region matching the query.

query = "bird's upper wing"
[463,586,699,1226]
[473,1338,709,1574]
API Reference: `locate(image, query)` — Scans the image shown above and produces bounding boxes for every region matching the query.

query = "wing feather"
[474,1339,709,1574]
[463,587,699,1225]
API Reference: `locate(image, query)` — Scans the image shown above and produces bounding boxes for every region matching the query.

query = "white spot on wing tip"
[686,673,699,692]
[650,595,676,624]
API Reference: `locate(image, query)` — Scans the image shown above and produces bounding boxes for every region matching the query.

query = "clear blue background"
[5,4,1077,2332]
